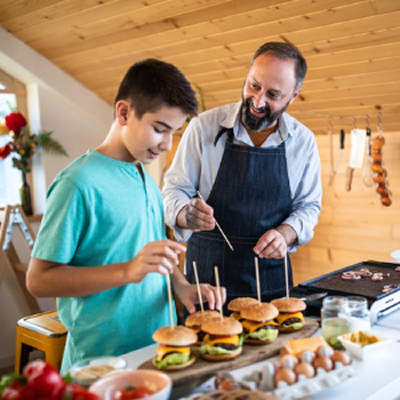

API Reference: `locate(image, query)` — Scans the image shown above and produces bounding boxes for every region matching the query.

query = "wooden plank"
[2,0,230,41]
[48,1,400,72]
[28,0,291,55]
[138,320,319,388]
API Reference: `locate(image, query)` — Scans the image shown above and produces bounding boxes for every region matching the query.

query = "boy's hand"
[175,283,227,314]
[127,240,186,282]
[177,197,215,232]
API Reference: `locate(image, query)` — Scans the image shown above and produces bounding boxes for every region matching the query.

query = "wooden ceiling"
[1,0,400,135]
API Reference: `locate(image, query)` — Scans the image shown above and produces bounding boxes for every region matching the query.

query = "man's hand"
[253,224,297,259]
[176,197,215,232]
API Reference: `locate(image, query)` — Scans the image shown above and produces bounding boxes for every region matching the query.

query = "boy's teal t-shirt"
[32,150,176,373]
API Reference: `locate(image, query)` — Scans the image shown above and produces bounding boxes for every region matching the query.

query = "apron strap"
[214,127,234,146]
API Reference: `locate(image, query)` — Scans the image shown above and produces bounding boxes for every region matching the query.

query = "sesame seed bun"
[227,297,259,312]
[270,297,307,313]
[240,302,279,322]
[185,310,221,328]
[201,316,243,336]
[152,325,197,346]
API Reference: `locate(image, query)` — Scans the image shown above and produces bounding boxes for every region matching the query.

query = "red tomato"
[63,384,100,400]
[1,379,37,400]
[22,360,66,399]
[1,386,20,400]
[113,386,154,400]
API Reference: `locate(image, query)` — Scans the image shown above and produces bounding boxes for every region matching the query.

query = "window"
[0,69,27,207]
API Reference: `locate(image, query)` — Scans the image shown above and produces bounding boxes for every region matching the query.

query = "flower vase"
[20,173,33,216]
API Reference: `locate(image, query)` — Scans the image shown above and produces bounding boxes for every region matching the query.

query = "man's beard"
[241,97,289,132]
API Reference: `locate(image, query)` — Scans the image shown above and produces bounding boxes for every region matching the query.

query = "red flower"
[0,144,11,159]
[5,112,27,132]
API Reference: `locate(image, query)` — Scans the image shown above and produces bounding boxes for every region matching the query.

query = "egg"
[331,350,352,366]
[313,355,333,371]
[298,350,316,364]
[317,344,334,358]
[274,368,297,387]
[279,354,298,369]
[294,362,315,378]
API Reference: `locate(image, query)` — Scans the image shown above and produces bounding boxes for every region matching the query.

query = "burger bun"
[227,297,259,312]
[270,297,306,313]
[201,316,242,336]
[153,325,197,346]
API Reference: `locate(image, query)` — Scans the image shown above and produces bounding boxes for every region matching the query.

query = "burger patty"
[214,343,239,351]
[160,351,180,360]
[281,317,302,325]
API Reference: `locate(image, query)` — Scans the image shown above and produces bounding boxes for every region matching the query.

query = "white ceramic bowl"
[89,369,172,400]
[337,330,390,360]
[69,356,127,387]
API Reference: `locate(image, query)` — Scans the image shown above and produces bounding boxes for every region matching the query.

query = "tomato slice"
[113,386,154,400]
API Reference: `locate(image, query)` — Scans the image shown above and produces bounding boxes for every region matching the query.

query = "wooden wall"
[291,130,400,285]
[167,129,400,286]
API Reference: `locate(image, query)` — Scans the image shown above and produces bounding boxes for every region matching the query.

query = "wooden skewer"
[214,266,223,318]
[193,261,204,312]
[254,257,261,303]
[197,191,234,251]
[284,252,289,299]
[165,273,174,328]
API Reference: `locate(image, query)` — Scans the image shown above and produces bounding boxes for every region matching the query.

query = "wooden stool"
[15,310,67,373]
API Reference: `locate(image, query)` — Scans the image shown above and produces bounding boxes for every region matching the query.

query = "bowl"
[89,370,172,400]
[69,356,127,387]
[337,330,390,360]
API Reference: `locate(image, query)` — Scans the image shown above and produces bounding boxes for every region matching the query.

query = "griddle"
[294,260,400,324]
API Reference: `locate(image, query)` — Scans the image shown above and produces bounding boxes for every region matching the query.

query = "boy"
[27,59,226,373]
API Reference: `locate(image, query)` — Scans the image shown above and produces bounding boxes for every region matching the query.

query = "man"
[162,42,322,307]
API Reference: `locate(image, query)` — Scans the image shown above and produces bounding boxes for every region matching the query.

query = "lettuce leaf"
[282,322,303,329]
[248,328,278,341]
[154,353,189,369]
[200,344,241,356]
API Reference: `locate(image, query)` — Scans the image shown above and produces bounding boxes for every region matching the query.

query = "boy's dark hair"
[115,58,198,119]
[251,42,307,91]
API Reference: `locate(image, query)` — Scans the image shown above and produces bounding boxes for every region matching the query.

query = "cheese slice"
[242,319,278,334]
[230,312,242,320]
[156,345,190,361]
[204,334,239,347]
[280,337,327,357]
[276,311,304,326]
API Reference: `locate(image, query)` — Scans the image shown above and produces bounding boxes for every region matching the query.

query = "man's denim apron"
[186,127,293,313]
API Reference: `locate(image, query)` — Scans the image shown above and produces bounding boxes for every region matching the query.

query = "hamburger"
[240,302,279,345]
[152,325,197,370]
[185,310,221,346]
[227,297,259,321]
[200,316,243,361]
[270,297,307,333]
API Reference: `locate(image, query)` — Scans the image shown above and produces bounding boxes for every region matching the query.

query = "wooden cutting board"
[138,319,319,394]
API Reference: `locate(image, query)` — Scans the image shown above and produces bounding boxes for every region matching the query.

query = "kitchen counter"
[122,312,400,399]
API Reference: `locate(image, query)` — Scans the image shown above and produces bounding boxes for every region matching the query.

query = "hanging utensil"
[333,122,347,178]
[328,117,335,186]
[345,122,366,191]
[362,121,374,187]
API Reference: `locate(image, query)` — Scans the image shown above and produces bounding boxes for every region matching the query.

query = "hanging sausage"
[371,113,392,207]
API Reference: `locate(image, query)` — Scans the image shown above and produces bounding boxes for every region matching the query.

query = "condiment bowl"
[69,356,127,388]
[89,369,172,400]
